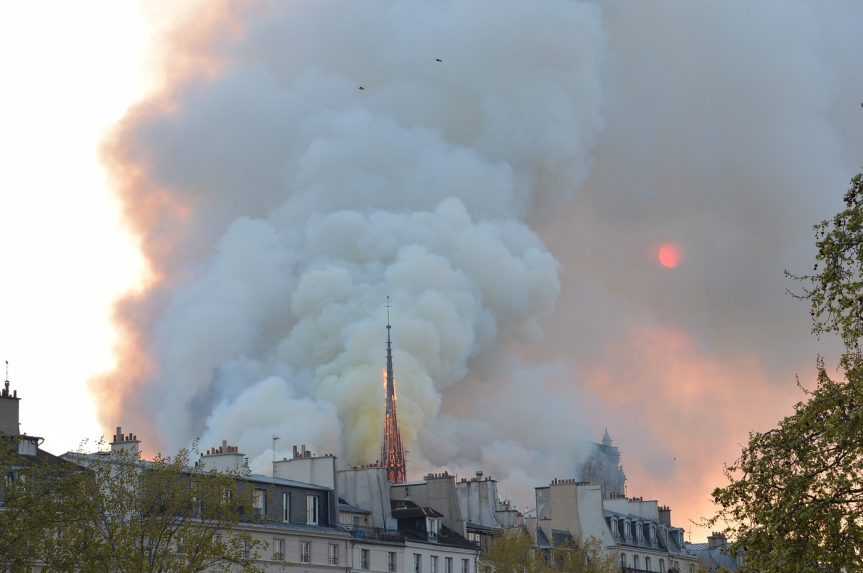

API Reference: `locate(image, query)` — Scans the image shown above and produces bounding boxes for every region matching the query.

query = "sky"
[0,1,154,449]
[2,1,863,543]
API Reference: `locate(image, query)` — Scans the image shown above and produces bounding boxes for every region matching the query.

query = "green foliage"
[483,532,616,573]
[0,443,263,572]
[792,173,863,358]
[712,173,863,572]
[710,362,863,572]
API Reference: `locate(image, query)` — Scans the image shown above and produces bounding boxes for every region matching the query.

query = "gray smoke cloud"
[99,0,863,529]
[102,0,604,486]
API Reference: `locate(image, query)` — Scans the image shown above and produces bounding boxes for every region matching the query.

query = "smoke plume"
[98,0,863,535]
[99,0,604,474]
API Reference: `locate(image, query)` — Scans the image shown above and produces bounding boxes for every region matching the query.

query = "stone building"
[530,478,697,573]
[0,375,72,508]
[686,532,742,572]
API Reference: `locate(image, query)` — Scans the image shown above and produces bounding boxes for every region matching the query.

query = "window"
[643,523,651,545]
[389,551,398,573]
[301,541,312,563]
[273,537,285,561]
[428,518,440,541]
[461,558,469,573]
[362,548,371,570]
[353,514,362,527]
[306,495,319,525]
[620,553,626,568]
[445,557,453,573]
[414,553,423,573]
[646,557,651,571]
[634,555,640,569]
[282,492,290,523]
[242,540,251,560]
[431,556,439,573]
[329,543,340,565]
[253,488,267,518]
[222,486,233,504]
[688,566,695,573]
[659,559,665,573]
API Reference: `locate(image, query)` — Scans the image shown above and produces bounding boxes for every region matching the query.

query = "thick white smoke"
[103,0,863,523]
[104,0,605,482]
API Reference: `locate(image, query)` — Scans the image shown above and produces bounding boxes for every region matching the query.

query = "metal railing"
[349,526,405,542]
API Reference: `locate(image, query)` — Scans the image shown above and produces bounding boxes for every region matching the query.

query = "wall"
[275,455,337,490]
[238,479,333,527]
[338,467,395,530]
[455,477,500,530]
[239,523,351,573]
[0,394,19,436]
[391,475,465,536]
[404,540,478,573]
[603,497,660,521]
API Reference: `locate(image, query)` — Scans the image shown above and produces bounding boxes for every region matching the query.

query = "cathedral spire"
[381,297,407,483]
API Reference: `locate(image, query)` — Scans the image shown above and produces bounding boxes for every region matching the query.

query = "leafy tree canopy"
[0,443,263,572]
[483,532,617,573]
[712,173,863,572]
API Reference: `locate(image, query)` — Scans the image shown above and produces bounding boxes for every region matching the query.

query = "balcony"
[349,526,405,542]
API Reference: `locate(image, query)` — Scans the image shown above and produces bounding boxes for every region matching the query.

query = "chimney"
[658,505,671,527]
[0,369,21,437]
[110,426,141,458]
[707,532,727,549]
[198,440,250,474]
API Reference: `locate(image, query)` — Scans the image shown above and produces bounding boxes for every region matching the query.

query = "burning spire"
[381,297,407,483]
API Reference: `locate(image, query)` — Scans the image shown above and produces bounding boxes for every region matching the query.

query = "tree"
[710,362,863,572]
[792,173,863,359]
[0,442,263,572]
[710,173,863,572]
[483,532,617,573]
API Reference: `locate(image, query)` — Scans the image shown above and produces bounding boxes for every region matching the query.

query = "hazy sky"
[3,1,862,543]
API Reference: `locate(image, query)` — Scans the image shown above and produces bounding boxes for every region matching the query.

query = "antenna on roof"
[272,435,280,477]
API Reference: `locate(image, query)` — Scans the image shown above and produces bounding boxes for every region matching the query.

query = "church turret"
[601,427,613,447]
[380,298,407,483]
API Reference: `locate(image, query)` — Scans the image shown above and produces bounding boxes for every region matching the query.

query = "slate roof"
[391,498,444,518]
[339,497,372,514]
[243,473,332,491]
[687,543,740,572]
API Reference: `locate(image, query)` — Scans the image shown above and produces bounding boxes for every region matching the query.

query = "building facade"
[531,478,697,573]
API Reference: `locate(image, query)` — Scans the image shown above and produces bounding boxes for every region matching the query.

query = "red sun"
[657,243,682,269]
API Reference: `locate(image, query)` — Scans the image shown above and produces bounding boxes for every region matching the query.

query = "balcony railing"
[349,526,405,542]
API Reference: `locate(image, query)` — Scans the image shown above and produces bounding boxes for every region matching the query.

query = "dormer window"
[427,517,441,541]
[306,495,319,525]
